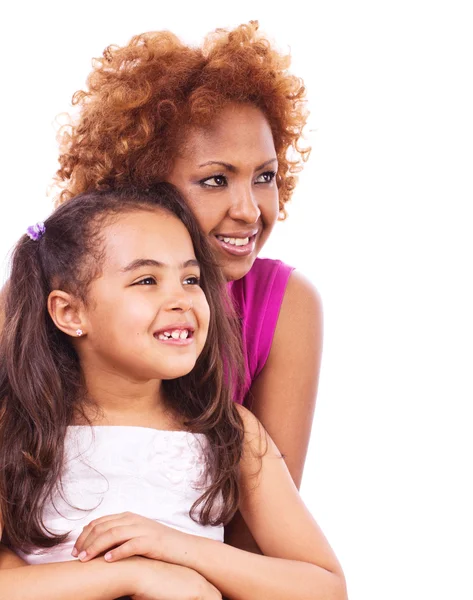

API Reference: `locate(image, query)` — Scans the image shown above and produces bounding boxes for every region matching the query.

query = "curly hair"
[55,21,310,216]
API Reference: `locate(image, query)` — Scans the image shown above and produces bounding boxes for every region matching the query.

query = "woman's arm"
[225,271,323,552]
[248,271,323,487]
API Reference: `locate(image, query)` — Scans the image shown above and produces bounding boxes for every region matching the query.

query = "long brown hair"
[55,21,310,216]
[0,184,245,553]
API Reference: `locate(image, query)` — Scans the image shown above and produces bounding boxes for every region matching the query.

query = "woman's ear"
[48,290,87,338]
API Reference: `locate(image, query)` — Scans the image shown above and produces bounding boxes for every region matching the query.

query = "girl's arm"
[0,543,27,568]
[74,406,346,600]
[173,406,346,600]
[225,272,323,553]
[0,523,221,600]
[0,554,134,600]
[0,554,221,600]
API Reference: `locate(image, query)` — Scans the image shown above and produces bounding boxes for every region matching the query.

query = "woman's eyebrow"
[197,158,277,172]
[120,258,200,272]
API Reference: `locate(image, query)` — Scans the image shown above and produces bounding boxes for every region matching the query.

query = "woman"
[1,21,323,568]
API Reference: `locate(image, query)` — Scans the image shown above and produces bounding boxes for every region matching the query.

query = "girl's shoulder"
[234,404,268,454]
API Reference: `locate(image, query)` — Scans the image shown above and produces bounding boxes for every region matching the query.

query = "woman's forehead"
[178,104,275,160]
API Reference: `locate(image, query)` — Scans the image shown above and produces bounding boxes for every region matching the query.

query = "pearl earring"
[76,329,83,337]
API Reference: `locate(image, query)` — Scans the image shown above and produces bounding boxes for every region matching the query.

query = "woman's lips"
[214,233,257,257]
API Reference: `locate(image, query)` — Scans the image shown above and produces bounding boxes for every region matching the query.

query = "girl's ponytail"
[0,232,77,550]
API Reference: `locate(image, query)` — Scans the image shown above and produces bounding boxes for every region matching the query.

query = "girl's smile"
[154,323,195,345]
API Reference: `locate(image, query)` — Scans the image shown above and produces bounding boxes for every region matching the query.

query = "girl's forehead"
[100,211,195,269]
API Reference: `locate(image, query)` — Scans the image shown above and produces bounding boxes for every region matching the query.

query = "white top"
[19,426,223,564]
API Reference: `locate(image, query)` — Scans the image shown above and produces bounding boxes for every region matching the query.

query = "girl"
[0,185,345,599]
[52,22,324,553]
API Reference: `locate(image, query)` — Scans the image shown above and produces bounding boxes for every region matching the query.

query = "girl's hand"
[73,512,190,564]
[129,557,222,600]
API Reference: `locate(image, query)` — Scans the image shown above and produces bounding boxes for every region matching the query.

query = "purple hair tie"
[26,222,46,241]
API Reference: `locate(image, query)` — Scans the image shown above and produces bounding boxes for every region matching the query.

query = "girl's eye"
[134,277,156,285]
[183,275,201,286]
[199,175,227,188]
[255,170,276,184]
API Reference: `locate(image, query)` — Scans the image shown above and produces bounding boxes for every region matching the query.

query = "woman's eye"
[255,170,276,184]
[200,175,227,188]
[183,276,201,286]
[134,277,156,286]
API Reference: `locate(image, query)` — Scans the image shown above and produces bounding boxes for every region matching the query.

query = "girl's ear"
[48,290,87,338]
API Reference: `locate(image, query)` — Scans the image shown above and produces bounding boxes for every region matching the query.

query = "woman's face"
[168,103,280,281]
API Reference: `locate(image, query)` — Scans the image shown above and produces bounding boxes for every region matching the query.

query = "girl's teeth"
[158,329,189,340]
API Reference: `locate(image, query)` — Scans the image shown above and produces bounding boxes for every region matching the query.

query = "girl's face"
[79,209,210,382]
[168,103,279,282]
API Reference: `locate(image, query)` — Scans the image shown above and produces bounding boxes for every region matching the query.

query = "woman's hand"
[128,557,221,600]
[73,512,191,564]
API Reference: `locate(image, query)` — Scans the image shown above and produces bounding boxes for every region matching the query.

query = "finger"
[73,513,136,556]
[208,582,222,599]
[78,525,138,561]
[103,537,147,562]
[73,516,124,557]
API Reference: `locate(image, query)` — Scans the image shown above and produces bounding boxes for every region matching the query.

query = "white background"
[1,2,472,598]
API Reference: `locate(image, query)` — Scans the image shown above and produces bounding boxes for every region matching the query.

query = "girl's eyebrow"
[197,158,278,171]
[120,258,200,272]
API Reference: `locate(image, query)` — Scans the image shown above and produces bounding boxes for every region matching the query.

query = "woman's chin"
[220,255,257,282]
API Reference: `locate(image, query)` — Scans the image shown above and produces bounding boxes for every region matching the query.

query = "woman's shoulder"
[279,268,323,319]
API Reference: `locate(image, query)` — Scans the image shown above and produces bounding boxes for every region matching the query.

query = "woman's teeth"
[158,329,190,340]
[217,235,250,246]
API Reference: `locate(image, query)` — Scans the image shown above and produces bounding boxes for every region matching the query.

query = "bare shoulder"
[277,270,323,337]
[234,404,279,463]
[234,404,262,441]
[268,268,323,369]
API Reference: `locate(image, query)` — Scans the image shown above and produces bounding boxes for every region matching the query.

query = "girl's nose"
[163,290,193,313]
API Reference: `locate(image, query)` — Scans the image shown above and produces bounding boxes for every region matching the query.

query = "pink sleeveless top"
[228,258,294,405]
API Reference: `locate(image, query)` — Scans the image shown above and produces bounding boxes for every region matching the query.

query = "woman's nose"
[228,185,261,223]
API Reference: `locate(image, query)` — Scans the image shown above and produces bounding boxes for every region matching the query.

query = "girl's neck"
[75,367,182,430]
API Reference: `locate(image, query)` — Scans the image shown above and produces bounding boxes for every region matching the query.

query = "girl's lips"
[154,336,194,346]
[214,234,257,257]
